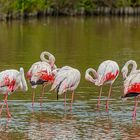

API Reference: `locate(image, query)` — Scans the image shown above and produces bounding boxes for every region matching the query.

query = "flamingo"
[121,60,140,118]
[0,67,28,118]
[27,51,56,108]
[122,72,140,118]
[50,66,81,111]
[85,60,119,112]
[121,60,138,80]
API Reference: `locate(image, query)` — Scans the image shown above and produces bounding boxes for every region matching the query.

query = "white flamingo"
[50,66,81,111]
[0,67,28,118]
[27,51,56,108]
[85,60,119,112]
[122,60,140,118]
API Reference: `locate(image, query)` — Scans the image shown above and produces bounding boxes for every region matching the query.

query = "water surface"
[0,17,140,139]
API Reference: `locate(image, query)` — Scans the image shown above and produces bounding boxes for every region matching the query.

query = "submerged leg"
[32,89,35,109]
[40,85,45,108]
[0,94,8,117]
[0,103,5,117]
[132,96,139,118]
[97,86,102,109]
[64,92,66,112]
[70,91,74,112]
[106,84,112,112]
[5,97,11,118]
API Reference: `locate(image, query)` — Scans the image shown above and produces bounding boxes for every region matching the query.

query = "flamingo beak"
[121,95,127,101]
[122,72,126,80]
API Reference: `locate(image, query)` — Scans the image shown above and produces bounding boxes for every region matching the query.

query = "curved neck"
[40,51,55,66]
[19,68,28,91]
[85,68,98,83]
[124,60,137,77]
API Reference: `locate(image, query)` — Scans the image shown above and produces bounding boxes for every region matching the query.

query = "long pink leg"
[132,97,139,118]
[97,86,102,109]
[106,84,112,112]
[0,103,5,116]
[5,97,11,118]
[70,91,74,112]
[0,95,8,116]
[64,92,66,112]
[40,85,45,108]
[32,89,35,109]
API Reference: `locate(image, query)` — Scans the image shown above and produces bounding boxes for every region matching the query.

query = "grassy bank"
[0,0,140,20]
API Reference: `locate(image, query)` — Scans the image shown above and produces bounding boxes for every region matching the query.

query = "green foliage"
[0,0,140,14]
[0,0,15,12]
[115,0,132,7]
[76,0,96,12]
[107,0,140,7]
[14,0,50,12]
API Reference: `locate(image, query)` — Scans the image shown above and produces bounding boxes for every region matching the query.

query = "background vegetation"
[0,0,140,18]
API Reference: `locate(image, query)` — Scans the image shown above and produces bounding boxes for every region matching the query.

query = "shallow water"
[0,17,140,139]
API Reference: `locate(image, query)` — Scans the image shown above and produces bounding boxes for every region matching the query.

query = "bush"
[76,0,96,13]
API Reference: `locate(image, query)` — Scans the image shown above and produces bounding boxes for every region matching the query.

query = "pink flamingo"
[85,60,119,112]
[50,66,81,111]
[0,67,28,118]
[121,60,140,118]
[27,51,56,108]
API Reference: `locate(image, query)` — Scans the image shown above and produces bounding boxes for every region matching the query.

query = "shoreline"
[1,7,140,21]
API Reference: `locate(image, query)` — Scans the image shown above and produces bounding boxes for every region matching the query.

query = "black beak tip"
[121,95,124,98]
[30,81,36,86]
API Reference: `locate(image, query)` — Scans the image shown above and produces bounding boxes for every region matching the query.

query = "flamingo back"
[51,67,81,95]
[96,60,119,85]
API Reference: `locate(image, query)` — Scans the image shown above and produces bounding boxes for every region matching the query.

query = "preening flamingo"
[0,67,28,118]
[121,60,140,118]
[50,66,81,111]
[85,60,119,112]
[27,51,56,108]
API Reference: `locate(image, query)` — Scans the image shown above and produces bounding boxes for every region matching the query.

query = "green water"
[0,17,140,139]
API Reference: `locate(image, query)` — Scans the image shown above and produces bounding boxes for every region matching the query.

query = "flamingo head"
[95,75,104,86]
[121,95,128,101]
[121,84,129,100]
[30,73,40,86]
[121,66,128,80]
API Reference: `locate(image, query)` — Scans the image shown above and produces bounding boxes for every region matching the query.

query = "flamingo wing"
[51,67,81,95]
[0,70,20,93]
[97,60,119,85]
[124,73,140,97]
